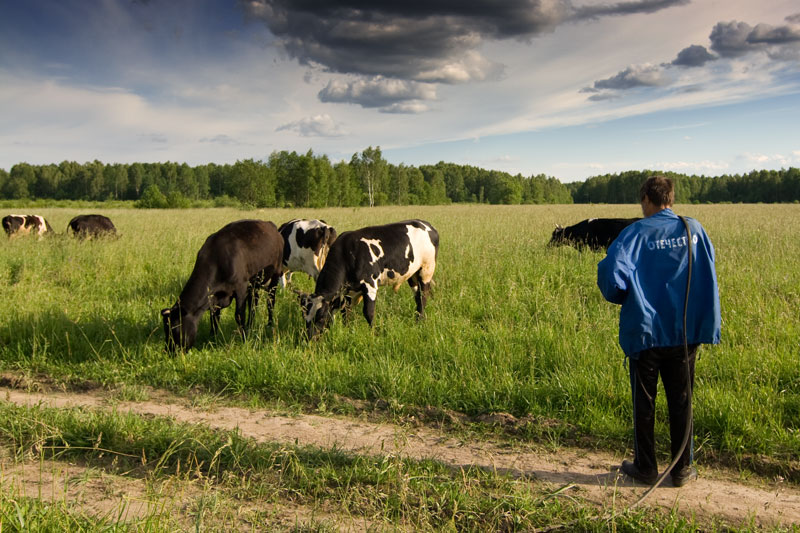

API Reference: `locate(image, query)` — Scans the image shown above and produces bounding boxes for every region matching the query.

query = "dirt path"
[2,384,799,529]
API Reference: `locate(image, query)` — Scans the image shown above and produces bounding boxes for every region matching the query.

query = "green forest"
[1,146,798,206]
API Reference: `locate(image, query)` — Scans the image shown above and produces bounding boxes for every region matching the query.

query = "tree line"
[568,169,800,204]
[2,149,797,206]
[0,147,572,207]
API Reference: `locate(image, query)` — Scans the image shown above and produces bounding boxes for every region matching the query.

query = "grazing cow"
[277,219,337,286]
[161,219,284,352]
[68,214,117,238]
[549,218,640,250]
[297,219,439,339]
[2,214,53,239]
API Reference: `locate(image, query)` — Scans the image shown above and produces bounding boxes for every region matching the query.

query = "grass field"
[1,204,799,530]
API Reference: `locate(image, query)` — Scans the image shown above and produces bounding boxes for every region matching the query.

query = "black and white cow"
[549,218,640,250]
[297,219,439,339]
[68,214,117,238]
[277,219,337,286]
[2,214,53,239]
[161,219,284,352]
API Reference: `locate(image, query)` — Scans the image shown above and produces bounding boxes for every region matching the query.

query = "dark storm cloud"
[671,44,716,67]
[241,0,569,83]
[787,13,800,24]
[240,0,687,108]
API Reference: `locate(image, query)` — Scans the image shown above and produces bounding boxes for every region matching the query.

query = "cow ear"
[294,289,309,308]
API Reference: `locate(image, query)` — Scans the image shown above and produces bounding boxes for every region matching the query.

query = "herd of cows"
[3,212,640,351]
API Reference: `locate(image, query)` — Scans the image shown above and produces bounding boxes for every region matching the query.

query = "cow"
[67,214,117,238]
[277,219,337,286]
[549,218,641,250]
[161,219,284,352]
[2,214,53,239]
[296,219,439,339]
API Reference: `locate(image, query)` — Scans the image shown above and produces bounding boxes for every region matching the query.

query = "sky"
[1,0,799,183]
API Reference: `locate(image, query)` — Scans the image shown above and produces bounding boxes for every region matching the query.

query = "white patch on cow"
[363,280,379,301]
[403,223,437,285]
[360,238,384,264]
[283,219,334,282]
[32,215,47,236]
[588,218,597,223]
[360,223,437,294]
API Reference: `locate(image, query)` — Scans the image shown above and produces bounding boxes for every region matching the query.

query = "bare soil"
[1,380,799,530]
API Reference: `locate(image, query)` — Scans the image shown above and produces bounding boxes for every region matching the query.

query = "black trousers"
[628,344,698,475]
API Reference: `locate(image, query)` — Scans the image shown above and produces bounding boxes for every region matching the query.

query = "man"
[597,176,721,487]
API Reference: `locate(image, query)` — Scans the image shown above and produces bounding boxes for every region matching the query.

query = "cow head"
[161,304,197,352]
[549,224,566,246]
[2,216,23,237]
[295,290,333,339]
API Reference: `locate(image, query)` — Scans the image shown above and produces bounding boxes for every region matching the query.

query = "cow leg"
[360,282,378,327]
[233,286,250,339]
[265,272,280,328]
[408,273,427,318]
[244,284,260,330]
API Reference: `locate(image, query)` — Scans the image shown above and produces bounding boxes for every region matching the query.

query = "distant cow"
[161,219,284,352]
[68,214,117,238]
[549,218,640,250]
[278,219,337,286]
[297,219,439,339]
[2,214,53,239]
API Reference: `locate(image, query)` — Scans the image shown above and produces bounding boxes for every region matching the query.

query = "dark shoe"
[671,466,697,487]
[620,459,657,485]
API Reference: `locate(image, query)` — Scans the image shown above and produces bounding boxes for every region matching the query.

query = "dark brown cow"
[68,214,117,238]
[550,218,641,250]
[161,219,284,352]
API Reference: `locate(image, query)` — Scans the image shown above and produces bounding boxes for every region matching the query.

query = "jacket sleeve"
[597,239,630,305]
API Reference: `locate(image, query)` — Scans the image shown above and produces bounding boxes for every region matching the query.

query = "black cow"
[278,219,337,286]
[161,219,284,352]
[297,219,439,339]
[68,214,117,238]
[2,214,54,239]
[549,218,640,250]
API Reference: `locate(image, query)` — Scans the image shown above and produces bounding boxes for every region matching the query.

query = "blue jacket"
[597,208,721,358]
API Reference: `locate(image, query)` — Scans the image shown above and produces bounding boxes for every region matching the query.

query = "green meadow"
[0,204,799,530]
[2,205,799,467]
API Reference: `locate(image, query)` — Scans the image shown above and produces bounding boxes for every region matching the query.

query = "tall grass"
[1,205,798,476]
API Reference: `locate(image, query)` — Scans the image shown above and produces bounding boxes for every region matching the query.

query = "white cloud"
[276,114,348,137]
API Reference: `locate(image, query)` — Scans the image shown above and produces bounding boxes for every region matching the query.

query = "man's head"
[640,175,674,217]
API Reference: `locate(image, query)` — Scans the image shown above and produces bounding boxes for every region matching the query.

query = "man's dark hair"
[640,175,675,207]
